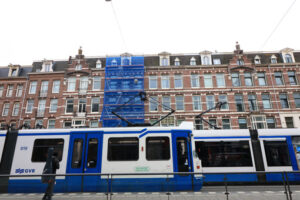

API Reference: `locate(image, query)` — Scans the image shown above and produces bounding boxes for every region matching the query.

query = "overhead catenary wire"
[260,0,297,50]
[107,0,128,52]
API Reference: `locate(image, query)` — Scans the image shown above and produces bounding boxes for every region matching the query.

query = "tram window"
[264,141,291,166]
[87,138,98,168]
[146,137,170,160]
[31,139,64,162]
[195,141,252,167]
[71,139,83,168]
[107,137,139,161]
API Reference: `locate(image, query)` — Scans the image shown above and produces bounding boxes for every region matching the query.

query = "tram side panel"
[8,131,70,193]
[0,131,6,164]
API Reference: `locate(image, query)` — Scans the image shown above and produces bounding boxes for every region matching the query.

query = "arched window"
[271,55,277,64]
[190,57,196,66]
[285,54,293,63]
[96,59,102,68]
[203,56,209,65]
[174,58,180,66]
[111,59,117,66]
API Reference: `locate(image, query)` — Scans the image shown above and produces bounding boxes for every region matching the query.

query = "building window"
[271,55,277,64]
[52,80,60,93]
[175,96,184,111]
[216,73,225,87]
[293,92,300,108]
[161,57,169,66]
[16,85,23,97]
[162,96,171,111]
[248,94,257,111]
[275,72,284,85]
[237,59,244,66]
[64,121,72,128]
[96,59,102,68]
[91,97,100,112]
[251,115,266,129]
[174,74,183,88]
[231,73,240,87]
[41,81,49,95]
[206,95,215,110]
[12,102,20,116]
[37,100,46,116]
[93,76,101,90]
[44,64,51,72]
[213,58,221,65]
[193,96,202,111]
[190,57,196,66]
[238,118,247,129]
[80,76,88,91]
[48,120,56,129]
[66,99,74,113]
[279,93,289,109]
[285,117,294,128]
[254,55,261,64]
[244,72,253,86]
[174,58,180,66]
[0,86,3,97]
[204,74,213,88]
[257,72,267,86]
[2,103,9,116]
[203,56,210,65]
[288,71,297,85]
[6,85,13,97]
[219,95,228,110]
[191,74,199,88]
[262,94,272,109]
[149,96,158,111]
[208,118,217,129]
[78,99,86,113]
[90,121,99,128]
[194,119,203,130]
[161,75,170,89]
[26,100,34,113]
[161,116,175,127]
[67,77,76,92]
[285,54,293,63]
[50,99,58,113]
[235,94,244,112]
[146,137,170,161]
[75,64,82,70]
[267,117,276,129]
[23,120,31,129]
[222,119,231,129]
[11,69,17,76]
[149,76,157,89]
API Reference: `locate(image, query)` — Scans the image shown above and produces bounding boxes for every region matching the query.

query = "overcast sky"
[0,0,299,66]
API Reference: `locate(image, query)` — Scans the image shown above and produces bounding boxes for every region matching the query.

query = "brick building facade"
[1,44,300,130]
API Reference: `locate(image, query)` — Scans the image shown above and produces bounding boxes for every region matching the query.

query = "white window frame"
[67,77,76,92]
[213,58,221,65]
[2,103,10,116]
[49,99,58,113]
[175,96,184,111]
[80,76,88,91]
[174,74,183,89]
[52,80,60,93]
[204,74,213,88]
[6,85,13,97]
[149,76,157,89]
[91,97,100,113]
[191,74,200,88]
[161,75,170,89]
[48,119,56,129]
[93,76,101,91]
[193,96,202,111]
[16,85,23,97]
[37,99,46,115]
[29,81,37,94]
[149,96,158,112]
[162,96,171,111]
[0,86,3,97]
[26,100,34,113]
[41,81,49,94]
[219,95,229,110]
[206,95,215,109]
[216,73,225,87]
[12,102,20,116]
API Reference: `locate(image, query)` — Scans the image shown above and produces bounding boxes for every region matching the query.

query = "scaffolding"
[100,56,145,127]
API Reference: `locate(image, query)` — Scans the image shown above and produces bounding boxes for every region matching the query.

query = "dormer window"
[271,55,277,64]
[203,56,209,65]
[111,59,117,66]
[190,57,196,66]
[75,64,82,70]
[161,57,169,66]
[254,55,261,64]
[174,58,180,66]
[285,54,293,63]
[45,64,51,72]
[96,59,102,69]
[213,58,221,65]
[121,56,131,66]
[11,69,17,76]
[237,59,244,66]
[41,60,53,72]
[8,65,20,77]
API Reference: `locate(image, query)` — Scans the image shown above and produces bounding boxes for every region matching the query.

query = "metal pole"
[281,172,290,200]
[285,172,293,200]
[166,174,170,200]
[224,174,229,200]
[106,174,109,200]
[110,174,113,200]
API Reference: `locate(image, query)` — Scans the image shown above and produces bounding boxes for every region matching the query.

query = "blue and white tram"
[1,123,203,193]
[0,131,6,162]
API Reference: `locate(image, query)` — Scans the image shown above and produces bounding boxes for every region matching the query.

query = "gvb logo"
[15,168,35,174]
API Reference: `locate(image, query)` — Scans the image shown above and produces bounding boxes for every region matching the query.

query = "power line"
[108,1,128,52]
[260,0,297,50]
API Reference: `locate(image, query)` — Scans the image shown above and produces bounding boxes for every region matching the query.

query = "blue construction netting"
[100,56,145,127]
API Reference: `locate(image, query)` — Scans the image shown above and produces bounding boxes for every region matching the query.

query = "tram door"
[292,136,300,170]
[172,131,194,190]
[66,132,103,192]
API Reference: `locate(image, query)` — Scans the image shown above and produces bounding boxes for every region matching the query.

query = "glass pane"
[264,141,291,166]
[87,138,98,168]
[177,138,189,172]
[31,139,64,162]
[108,137,139,161]
[146,137,170,160]
[72,139,83,168]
